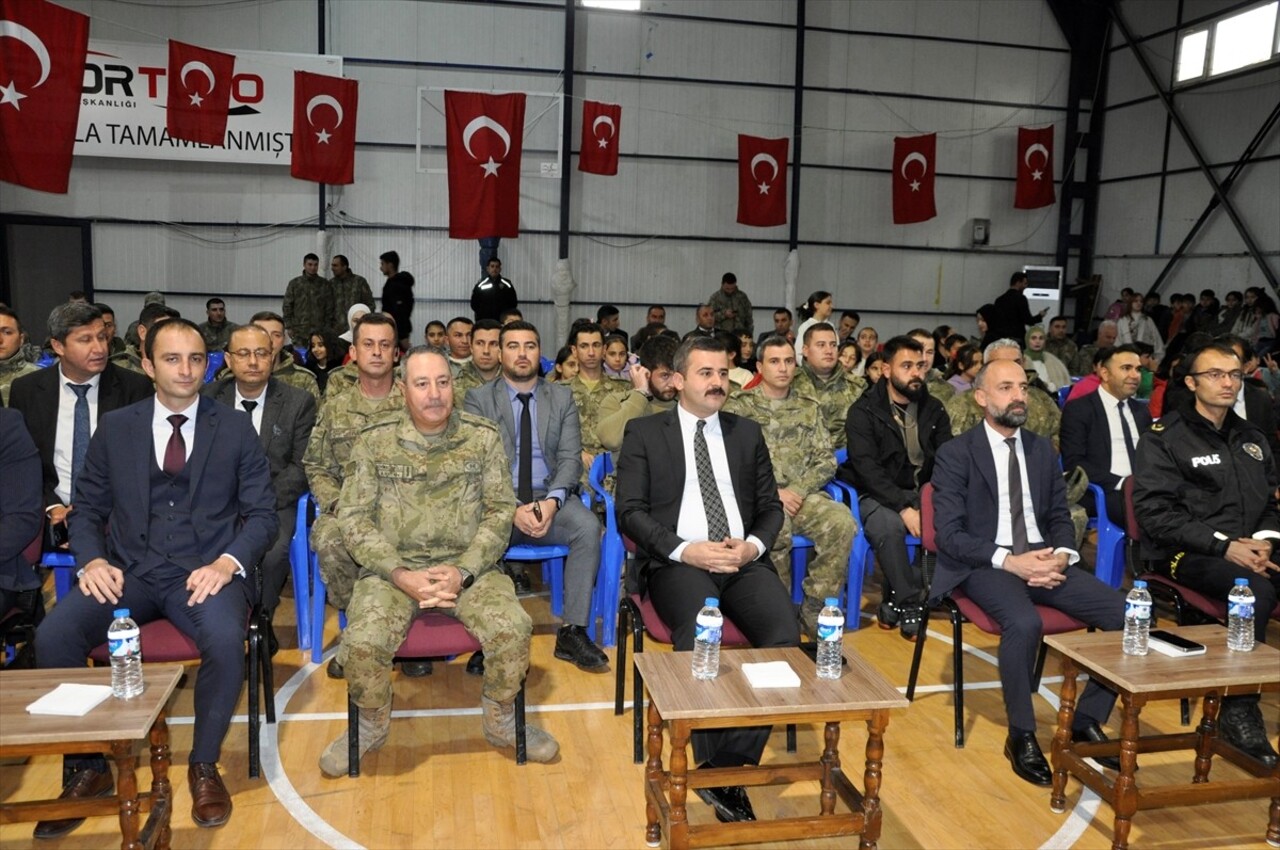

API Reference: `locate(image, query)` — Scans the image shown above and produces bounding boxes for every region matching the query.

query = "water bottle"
[1122,581,1152,656]
[692,597,722,680]
[1227,578,1256,652]
[816,597,845,679]
[108,608,144,699]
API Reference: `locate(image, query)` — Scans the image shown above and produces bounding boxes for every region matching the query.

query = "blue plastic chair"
[585,454,625,647]
[44,550,78,599]
[288,493,315,650]
[1056,385,1071,408]
[1087,483,1126,588]
[204,350,226,384]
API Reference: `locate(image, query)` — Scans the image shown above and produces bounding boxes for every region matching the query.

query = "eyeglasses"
[230,348,272,360]
[1189,369,1243,383]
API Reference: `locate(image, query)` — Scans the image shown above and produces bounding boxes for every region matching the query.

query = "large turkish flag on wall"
[445,90,526,239]
[291,71,358,184]
[737,135,789,227]
[892,133,937,224]
[1015,125,1056,209]
[0,0,90,193]
[166,40,235,145]
[579,100,621,175]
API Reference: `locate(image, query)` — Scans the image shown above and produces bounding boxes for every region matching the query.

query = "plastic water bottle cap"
[824,597,839,606]
[1234,578,1249,586]
[113,608,130,618]
[1132,580,1146,589]
[704,597,719,607]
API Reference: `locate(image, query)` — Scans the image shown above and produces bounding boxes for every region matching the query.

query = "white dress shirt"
[669,404,766,562]
[234,384,267,435]
[1096,385,1138,486]
[52,367,101,506]
[151,397,199,470]
[982,422,1079,569]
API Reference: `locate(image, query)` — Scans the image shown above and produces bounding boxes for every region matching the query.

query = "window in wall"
[1175,0,1280,85]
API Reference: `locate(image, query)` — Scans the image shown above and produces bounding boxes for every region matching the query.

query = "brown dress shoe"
[188,762,232,827]
[33,767,114,839]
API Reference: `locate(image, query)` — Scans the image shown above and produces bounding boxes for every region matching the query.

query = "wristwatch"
[549,496,563,510]
[457,567,475,590]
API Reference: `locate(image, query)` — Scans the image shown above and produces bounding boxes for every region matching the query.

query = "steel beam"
[788,0,806,250]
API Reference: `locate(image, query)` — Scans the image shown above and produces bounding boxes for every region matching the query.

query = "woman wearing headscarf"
[1023,325,1072,392]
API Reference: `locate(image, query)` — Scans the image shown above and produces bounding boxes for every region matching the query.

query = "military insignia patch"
[464,460,482,474]
[375,463,413,479]
[1243,442,1264,462]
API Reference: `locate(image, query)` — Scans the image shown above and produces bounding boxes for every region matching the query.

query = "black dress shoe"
[505,563,532,594]
[465,651,485,676]
[401,660,433,677]
[33,767,114,838]
[1219,699,1280,768]
[554,625,609,673]
[1004,732,1053,786]
[694,786,756,823]
[326,657,345,679]
[1072,721,1122,771]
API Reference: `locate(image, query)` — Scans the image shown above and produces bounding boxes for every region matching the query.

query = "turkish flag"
[579,100,620,175]
[0,0,89,193]
[892,134,937,224]
[291,71,358,185]
[444,90,525,239]
[737,135,789,227]
[166,40,235,146]
[1015,125,1056,209]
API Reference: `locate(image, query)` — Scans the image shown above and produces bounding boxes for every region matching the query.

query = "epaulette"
[357,414,403,436]
[457,410,502,434]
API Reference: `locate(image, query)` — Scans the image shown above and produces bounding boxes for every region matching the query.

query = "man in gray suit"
[202,324,317,644]
[464,321,608,672]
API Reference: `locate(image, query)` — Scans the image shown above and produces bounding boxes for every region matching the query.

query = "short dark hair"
[637,334,678,371]
[446,316,473,331]
[757,334,794,359]
[425,320,446,333]
[673,334,730,375]
[1187,342,1241,374]
[250,310,285,325]
[942,333,967,351]
[94,303,114,319]
[498,308,523,322]
[1131,341,1155,358]
[499,320,541,347]
[774,307,793,319]
[352,312,397,342]
[596,304,620,322]
[1010,271,1028,286]
[139,303,180,329]
[470,318,502,338]
[721,272,737,284]
[1217,332,1253,361]
[304,253,319,263]
[647,304,666,314]
[1049,315,1068,325]
[841,310,860,323]
[881,335,924,362]
[1200,288,1215,298]
[802,322,837,346]
[905,327,932,341]
[144,317,204,361]
[380,250,400,268]
[487,256,502,266]
[333,254,350,268]
[569,322,605,347]
[1098,344,1142,367]
[206,297,225,309]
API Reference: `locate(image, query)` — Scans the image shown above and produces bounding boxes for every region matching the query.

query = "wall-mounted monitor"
[1023,265,1063,324]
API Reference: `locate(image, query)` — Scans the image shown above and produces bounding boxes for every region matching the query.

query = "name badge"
[375,463,413,480]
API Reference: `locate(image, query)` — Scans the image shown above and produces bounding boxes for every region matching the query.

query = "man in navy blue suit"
[931,358,1125,787]
[34,318,276,837]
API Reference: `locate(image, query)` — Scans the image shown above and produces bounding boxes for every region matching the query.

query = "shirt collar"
[235,382,268,405]
[1096,384,1123,408]
[154,396,200,426]
[677,401,722,435]
[59,366,102,389]
[982,420,1021,451]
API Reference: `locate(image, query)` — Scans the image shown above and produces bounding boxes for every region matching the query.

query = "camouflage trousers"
[771,493,857,606]
[312,513,358,610]
[343,570,532,708]
[1069,503,1088,550]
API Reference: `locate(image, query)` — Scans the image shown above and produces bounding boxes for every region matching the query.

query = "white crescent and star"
[750,152,779,195]
[900,151,929,192]
[462,115,512,177]
[306,93,344,144]
[0,19,52,111]
[179,60,215,107]
[592,114,615,149]
[1024,142,1049,181]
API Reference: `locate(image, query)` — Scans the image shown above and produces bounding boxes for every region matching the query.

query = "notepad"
[741,661,801,689]
[26,683,114,717]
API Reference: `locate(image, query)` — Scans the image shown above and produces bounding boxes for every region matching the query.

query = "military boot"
[319,702,391,777]
[799,597,824,640]
[481,695,559,763]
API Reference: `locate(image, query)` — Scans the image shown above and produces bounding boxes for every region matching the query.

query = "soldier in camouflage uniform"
[1045,316,1078,367]
[452,319,502,408]
[724,336,856,636]
[790,323,867,449]
[328,255,374,337]
[245,312,321,402]
[709,273,754,337]
[1070,320,1117,377]
[282,253,336,346]
[318,347,558,776]
[197,298,237,351]
[303,314,404,679]
[0,306,38,405]
[597,335,681,453]
[566,322,631,485]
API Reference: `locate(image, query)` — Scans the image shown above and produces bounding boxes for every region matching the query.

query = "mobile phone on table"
[1147,629,1207,656]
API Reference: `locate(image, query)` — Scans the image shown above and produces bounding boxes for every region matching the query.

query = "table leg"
[1110,692,1144,850]
[111,740,141,850]
[645,698,663,849]
[150,711,173,850]
[1193,689,1220,784]
[820,721,842,815]
[859,710,888,850]
[1050,658,1079,814]
[668,720,691,850]
[1267,788,1280,848]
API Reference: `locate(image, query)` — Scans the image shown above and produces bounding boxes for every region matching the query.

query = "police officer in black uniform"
[1133,341,1280,768]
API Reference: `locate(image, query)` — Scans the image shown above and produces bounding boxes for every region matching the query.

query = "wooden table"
[635,647,908,850]
[0,665,184,850]
[1044,625,1280,850]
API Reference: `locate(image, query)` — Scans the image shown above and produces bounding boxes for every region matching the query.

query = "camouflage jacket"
[338,411,515,582]
[724,386,834,497]
[1046,337,1078,369]
[109,345,147,376]
[790,364,867,449]
[303,380,405,513]
[452,361,499,409]
[709,288,754,336]
[596,389,675,453]
[568,373,632,458]
[0,355,38,406]
[282,273,336,344]
[198,320,238,351]
[329,271,374,335]
[272,355,321,402]
[945,385,1061,448]
[926,377,955,403]
[1070,344,1099,377]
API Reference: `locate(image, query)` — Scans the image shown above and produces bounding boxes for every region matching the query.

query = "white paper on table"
[741,661,801,689]
[25,683,114,716]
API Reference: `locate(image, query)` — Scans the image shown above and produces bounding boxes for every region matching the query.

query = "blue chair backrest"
[540,356,554,376]
[1057,385,1071,408]
[204,350,225,383]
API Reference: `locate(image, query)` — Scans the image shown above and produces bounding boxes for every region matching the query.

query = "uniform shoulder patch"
[457,410,501,434]
[357,416,401,436]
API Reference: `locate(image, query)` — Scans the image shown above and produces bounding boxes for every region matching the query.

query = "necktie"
[163,414,188,477]
[694,420,730,542]
[68,383,91,498]
[1118,401,1137,467]
[241,400,258,415]
[1005,437,1029,555]
[516,392,533,503]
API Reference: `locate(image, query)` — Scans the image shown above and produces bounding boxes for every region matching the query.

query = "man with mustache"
[839,335,952,640]
[930,358,1126,787]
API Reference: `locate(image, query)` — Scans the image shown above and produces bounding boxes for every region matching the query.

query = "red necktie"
[163,414,188,477]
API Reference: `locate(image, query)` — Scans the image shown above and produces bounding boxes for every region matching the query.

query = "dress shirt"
[982,422,1079,569]
[1233,386,1247,420]
[504,382,566,507]
[1096,385,1138,486]
[669,404,765,562]
[234,384,267,434]
[52,368,101,506]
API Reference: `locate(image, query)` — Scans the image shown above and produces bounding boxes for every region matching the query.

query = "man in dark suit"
[0,408,43,623]
[464,320,608,672]
[9,303,153,544]
[984,271,1046,348]
[617,335,800,824]
[202,323,317,636]
[34,319,277,836]
[931,358,1125,787]
[1061,344,1152,521]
